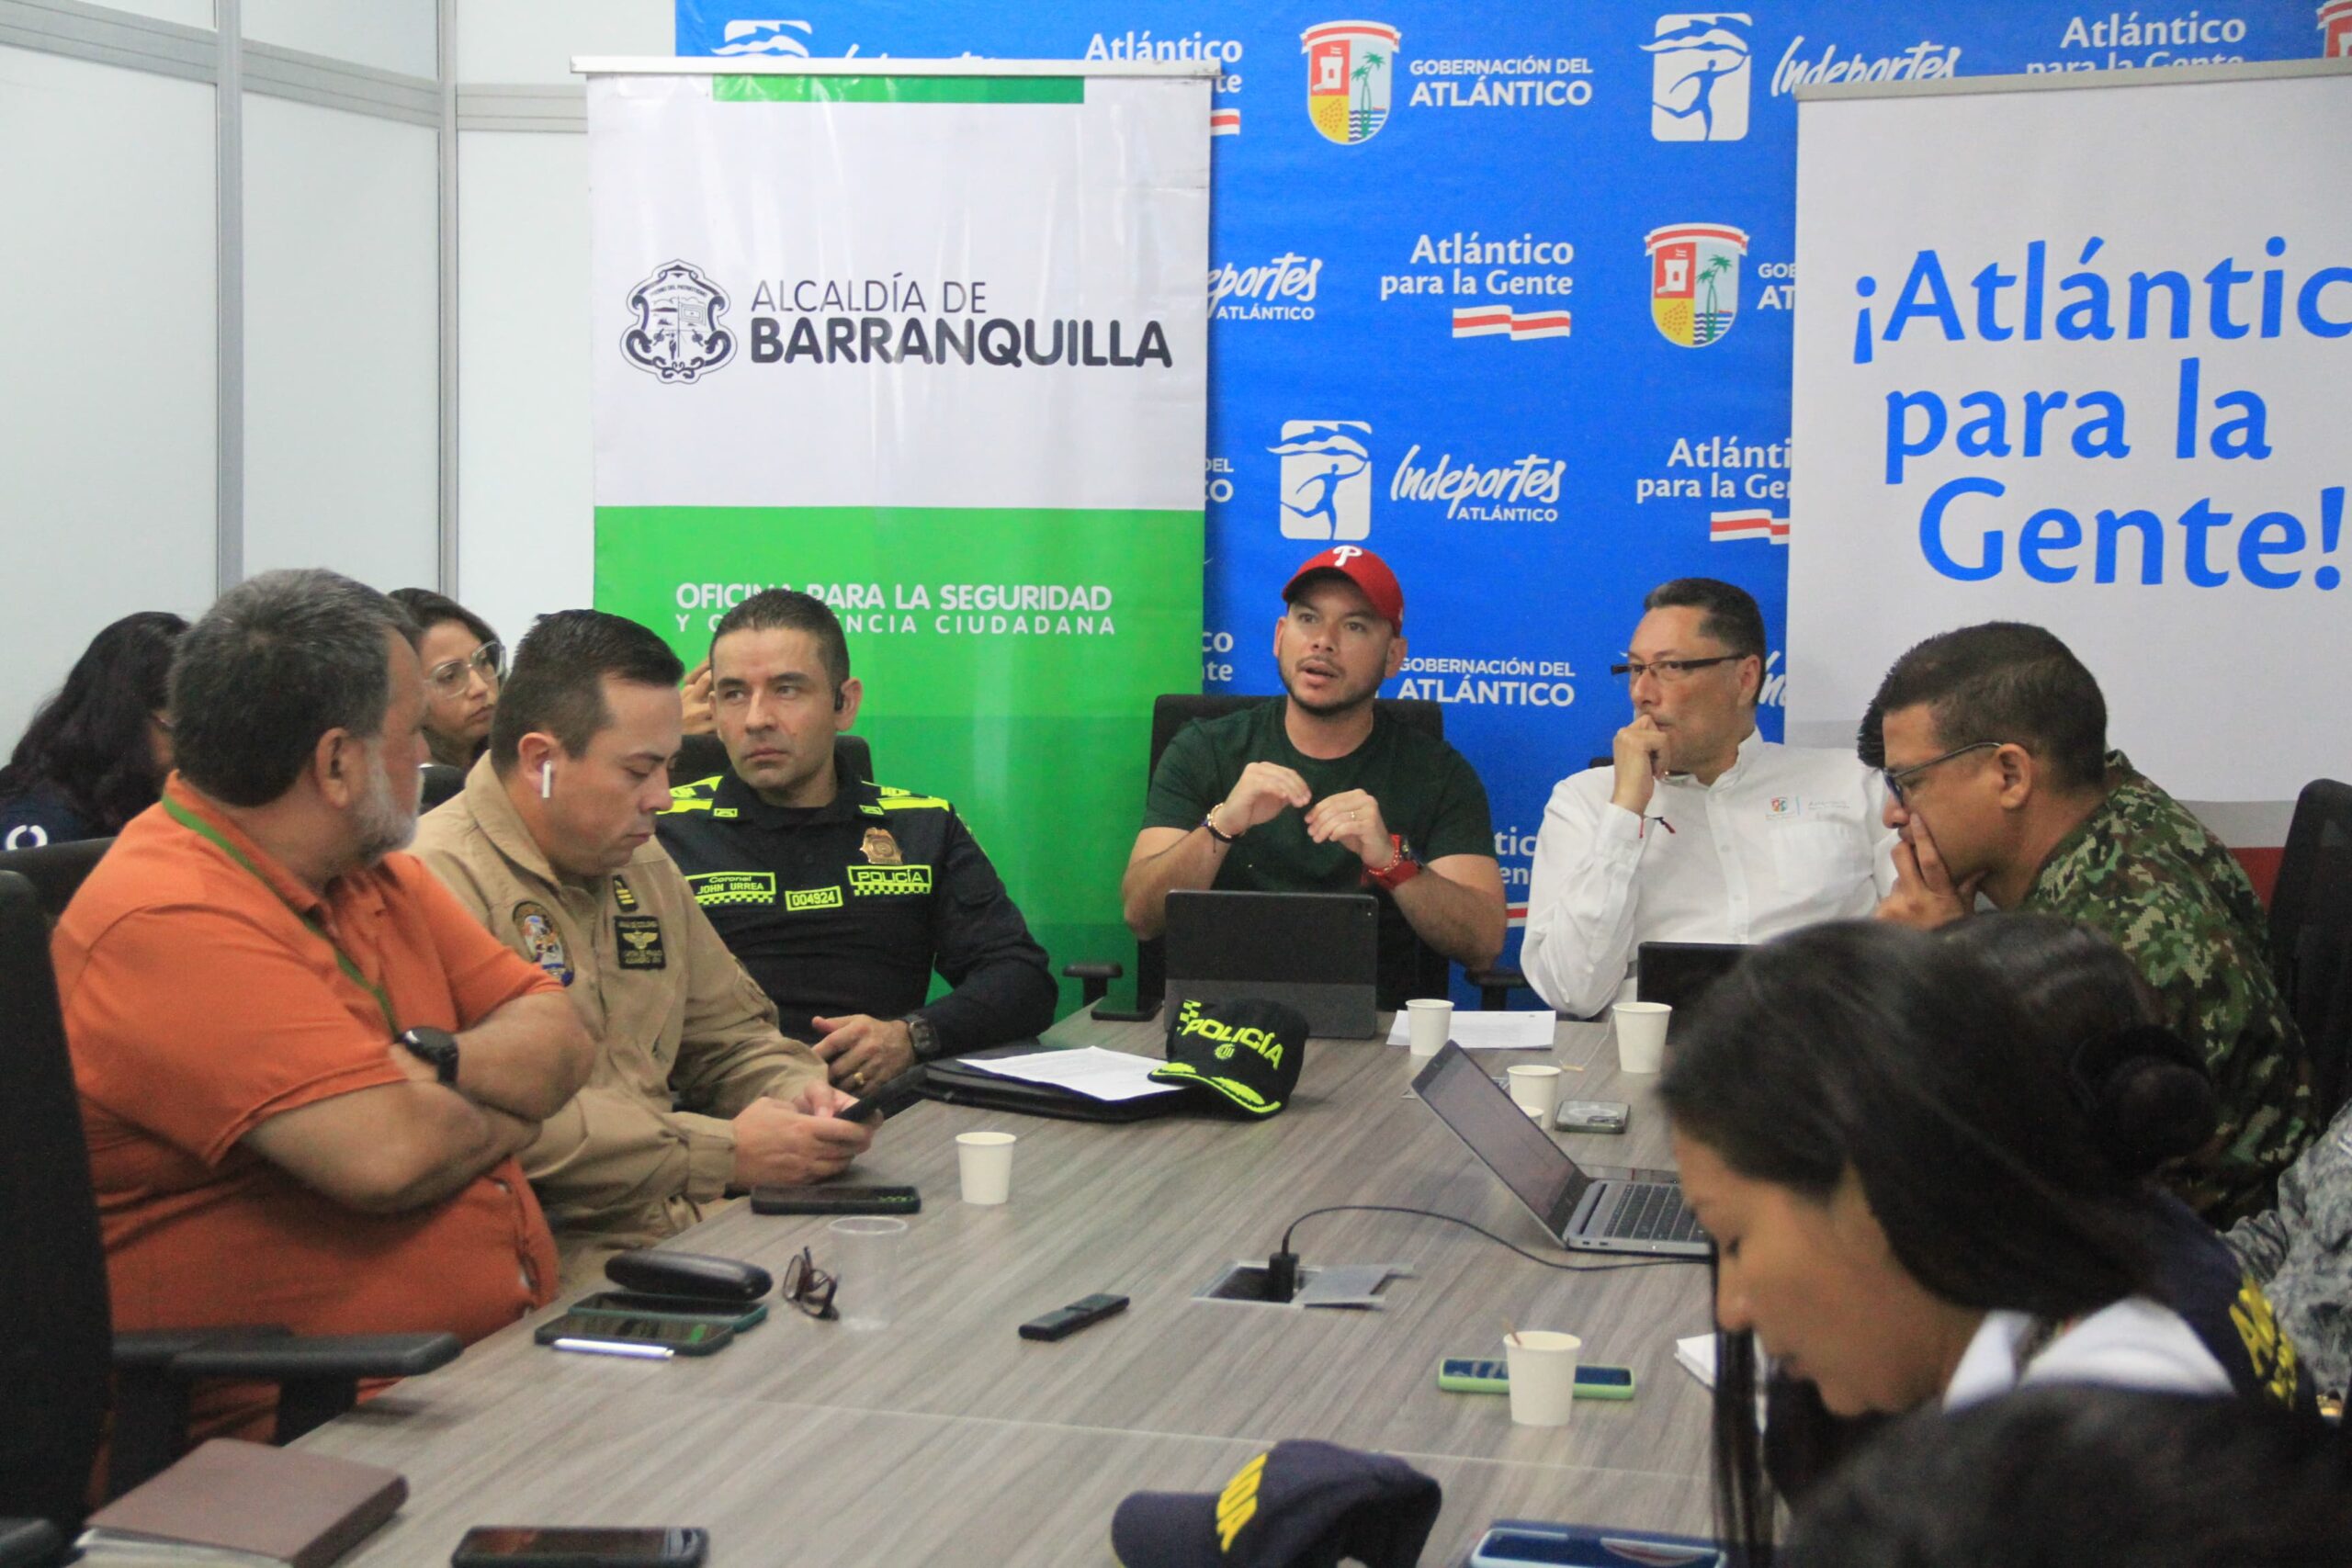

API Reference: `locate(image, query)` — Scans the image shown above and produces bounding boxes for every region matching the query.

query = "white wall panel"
[0,45,216,743]
[243,0,436,79]
[91,0,215,28]
[242,94,439,591]
[454,129,593,641]
[458,0,669,84]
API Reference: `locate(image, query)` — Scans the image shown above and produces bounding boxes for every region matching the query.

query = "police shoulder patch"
[662,775,725,815]
[875,784,951,812]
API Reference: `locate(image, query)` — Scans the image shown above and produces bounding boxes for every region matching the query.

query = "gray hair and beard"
[350,739,421,864]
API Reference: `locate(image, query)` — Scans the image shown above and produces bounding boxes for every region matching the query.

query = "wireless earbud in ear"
[539,760,553,799]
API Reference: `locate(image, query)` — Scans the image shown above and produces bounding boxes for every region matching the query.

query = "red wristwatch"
[1363,834,1421,891]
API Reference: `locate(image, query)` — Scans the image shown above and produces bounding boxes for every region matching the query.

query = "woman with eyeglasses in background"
[0,611,187,850]
[390,589,503,772]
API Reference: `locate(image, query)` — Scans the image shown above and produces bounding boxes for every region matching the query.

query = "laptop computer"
[1635,941,1747,1015]
[1163,889,1380,1039]
[1411,1043,1709,1257]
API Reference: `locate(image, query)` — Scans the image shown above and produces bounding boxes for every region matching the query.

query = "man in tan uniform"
[414,609,874,1277]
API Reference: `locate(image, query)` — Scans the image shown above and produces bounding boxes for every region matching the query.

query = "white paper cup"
[825,1215,907,1332]
[956,1130,1017,1205]
[1506,1064,1564,1119]
[1611,1001,1672,1075]
[1405,998,1454,1058]
[1504,1330,1582,1426]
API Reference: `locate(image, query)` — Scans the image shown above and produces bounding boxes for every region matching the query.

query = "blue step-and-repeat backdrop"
[675,1,2331,971]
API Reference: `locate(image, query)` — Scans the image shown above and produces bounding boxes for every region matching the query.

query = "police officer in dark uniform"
[657,591,1056,1092]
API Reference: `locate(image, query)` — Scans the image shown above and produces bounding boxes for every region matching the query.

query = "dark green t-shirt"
[1141,698,1497,1004]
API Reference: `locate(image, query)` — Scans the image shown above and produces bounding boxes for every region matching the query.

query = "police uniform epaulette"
[874,784,951,812]
[662,775,725,814]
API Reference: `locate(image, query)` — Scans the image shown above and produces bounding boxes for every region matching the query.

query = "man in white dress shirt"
[1520,579,1895,1017]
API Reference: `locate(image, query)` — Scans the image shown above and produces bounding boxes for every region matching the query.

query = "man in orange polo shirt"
[54,570,594,1455]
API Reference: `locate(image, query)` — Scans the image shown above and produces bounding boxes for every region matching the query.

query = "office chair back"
[0,871,111,1529]
[2268,779,2352,1117]
[668,731,875,792]
[0,837,113,921]
[419,764,467,810]
[1133,694,1450,1010]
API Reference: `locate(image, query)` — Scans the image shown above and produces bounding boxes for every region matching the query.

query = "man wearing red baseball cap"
[1121,547,1505,1005]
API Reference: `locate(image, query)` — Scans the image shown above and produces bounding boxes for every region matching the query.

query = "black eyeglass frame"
[1606,654,1743,682]
[780,1247,840,1321]
[1883,739,2004,806]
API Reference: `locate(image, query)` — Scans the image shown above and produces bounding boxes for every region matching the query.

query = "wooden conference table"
[300,1013,1718,1565]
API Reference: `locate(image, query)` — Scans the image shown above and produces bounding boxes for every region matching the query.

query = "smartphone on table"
[1437,1357,1635,1399]
[569,1292,768,1334]
[1554,1100,1630,1134]
[1468,1524,1722,1567]
[451,1527,708,1568]
[531,1312,733,1356]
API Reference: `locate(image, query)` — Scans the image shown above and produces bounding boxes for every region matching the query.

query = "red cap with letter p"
[1281,546,1405,632]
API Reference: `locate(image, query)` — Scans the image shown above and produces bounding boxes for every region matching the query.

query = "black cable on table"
[1264,1202,1708,1301]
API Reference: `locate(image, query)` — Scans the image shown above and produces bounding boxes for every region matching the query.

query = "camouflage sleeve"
[2224,1107,2352,1399]
[2116,888,2312,1224]
[2030,774,2318,1224]
[2226,1201,2292,1280]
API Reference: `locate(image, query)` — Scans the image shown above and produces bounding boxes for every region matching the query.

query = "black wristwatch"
[399,1025,461,1087]
[902,1013,941,1063]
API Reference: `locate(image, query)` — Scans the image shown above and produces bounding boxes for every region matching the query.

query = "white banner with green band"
[585,62,1211,1005]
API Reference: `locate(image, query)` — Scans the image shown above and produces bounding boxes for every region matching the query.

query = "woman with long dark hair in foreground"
[1660,920,2234,1562]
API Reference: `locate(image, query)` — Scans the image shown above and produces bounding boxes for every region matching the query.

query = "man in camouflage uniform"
[1863,622,2312,1224]
[2228,1099,2352,1399]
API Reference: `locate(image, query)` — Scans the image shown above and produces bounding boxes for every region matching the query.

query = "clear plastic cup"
[825,1215,908,1331]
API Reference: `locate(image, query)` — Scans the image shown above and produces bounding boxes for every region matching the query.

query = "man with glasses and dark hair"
[659,590,1056,1092]
[1521,578,1894,1018]
[1861,619,2312,1223]
[53,570,595,1450]
[413,608,873,1279]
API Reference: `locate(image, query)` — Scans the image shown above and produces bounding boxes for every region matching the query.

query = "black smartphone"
[451,1527,708,1568]
[1468,1526,1720,1568]
[571,1292,769,1333]
[1554,1099,1631,1134]
[749,1184,921,1216]
[839,1069,926,1123]
[532,1312,733,1356]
